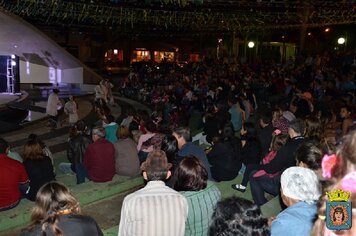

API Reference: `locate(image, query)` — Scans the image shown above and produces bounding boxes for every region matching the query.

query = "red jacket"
[83,138,115,182]
[0,154,29,208]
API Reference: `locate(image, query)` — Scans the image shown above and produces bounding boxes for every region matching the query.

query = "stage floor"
[0,92,47,127]
[0,93,20,106]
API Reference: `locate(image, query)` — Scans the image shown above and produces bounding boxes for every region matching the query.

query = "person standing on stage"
[46,89,62,129]
[64,95,79,126]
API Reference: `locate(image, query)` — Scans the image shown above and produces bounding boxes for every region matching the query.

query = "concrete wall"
[62,67,83,84]
[19,60,83,84]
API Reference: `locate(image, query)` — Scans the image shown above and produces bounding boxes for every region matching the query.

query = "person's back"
[208,139,242,181]
[46,92,59,116]
[0,155,29,210]
[118,150,188,236]
[263,136,304,174]
[23,157,55,201]
[114,138,140,176]
[84,138,115,182]
[174,157,221,236]
[83,127,115,182]
[119,181,188,236]
[178,142,212,179]
[0,138,29,211]
[228,103,242,133]
[68,132,92,166]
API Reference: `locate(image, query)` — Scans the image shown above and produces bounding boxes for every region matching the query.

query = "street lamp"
[337,37,345,45]
[248,41,255,48]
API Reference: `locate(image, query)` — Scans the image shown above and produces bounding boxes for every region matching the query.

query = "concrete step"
[0,175,144,232]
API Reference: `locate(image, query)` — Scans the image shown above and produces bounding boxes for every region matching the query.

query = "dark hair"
[242,122,258,140]
[144,120,157,133]
[143,150,170,181]
[333,207,345,222]
[173,126,191,142]
[75,120,87,132]
[222,125,241,156]
[260,110,272,125]
[305,117,322,141]
[105,114,115,124]
[28,133,38,142]
[289,118,305,135]
[174,156,207,191]
[161,134,178,164]
[270,133,289,152]
[209,197,270,236]
[0,138,9,154]
[295,141,322,170]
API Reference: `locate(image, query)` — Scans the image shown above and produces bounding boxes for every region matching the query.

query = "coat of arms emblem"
[326,189,352,230]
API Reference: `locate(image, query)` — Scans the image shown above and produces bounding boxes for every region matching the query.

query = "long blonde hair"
[24,182,81,236]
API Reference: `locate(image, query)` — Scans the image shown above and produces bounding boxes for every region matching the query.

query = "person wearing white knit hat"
[271,167,321,236]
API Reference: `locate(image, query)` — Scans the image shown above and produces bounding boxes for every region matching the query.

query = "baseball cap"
[141,150,172,172]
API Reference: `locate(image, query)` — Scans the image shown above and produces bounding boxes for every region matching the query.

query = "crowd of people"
[0,51,355,235]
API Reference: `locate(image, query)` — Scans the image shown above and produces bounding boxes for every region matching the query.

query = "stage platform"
[0,93,21,107]
[0,89,93,134]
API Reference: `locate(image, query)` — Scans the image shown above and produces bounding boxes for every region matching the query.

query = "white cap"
[281,167,321,204]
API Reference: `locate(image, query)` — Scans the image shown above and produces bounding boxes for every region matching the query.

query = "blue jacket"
[178,142,212,180]
[271,201,317,236]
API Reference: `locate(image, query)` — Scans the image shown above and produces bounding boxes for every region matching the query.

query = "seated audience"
[59,120,92,184]
[232,122,261,192]
[83,126,115,182]
[209,196,270,236]
[173,126,212,179]
[0,138,29,211]
[160,134,180,187]
[27,133,54,169]
[118,150,188,236]
[113,126,140,176]
[340,105,354,136]
[304,117,322,142]
[258,110,275,158]
[137,120,158,163]
[20,182,103,236]
[22,140,55,201]
[233,130,288,192]
[174,156,221,235]
[271,167,321,236]
[103,114,118,144]
[250,118,305,205]
[207,125,242,181]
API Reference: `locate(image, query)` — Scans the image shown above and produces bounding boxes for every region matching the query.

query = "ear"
[142,171,148,181]
[166,170,172,180]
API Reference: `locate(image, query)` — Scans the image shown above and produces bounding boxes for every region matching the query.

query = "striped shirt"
[180,181,221,236]
[118,181,188,236]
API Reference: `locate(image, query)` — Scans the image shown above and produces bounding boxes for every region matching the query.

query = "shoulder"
[2,156,26,169]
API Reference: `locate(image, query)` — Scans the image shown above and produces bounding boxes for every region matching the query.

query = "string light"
[0,0,354,34]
